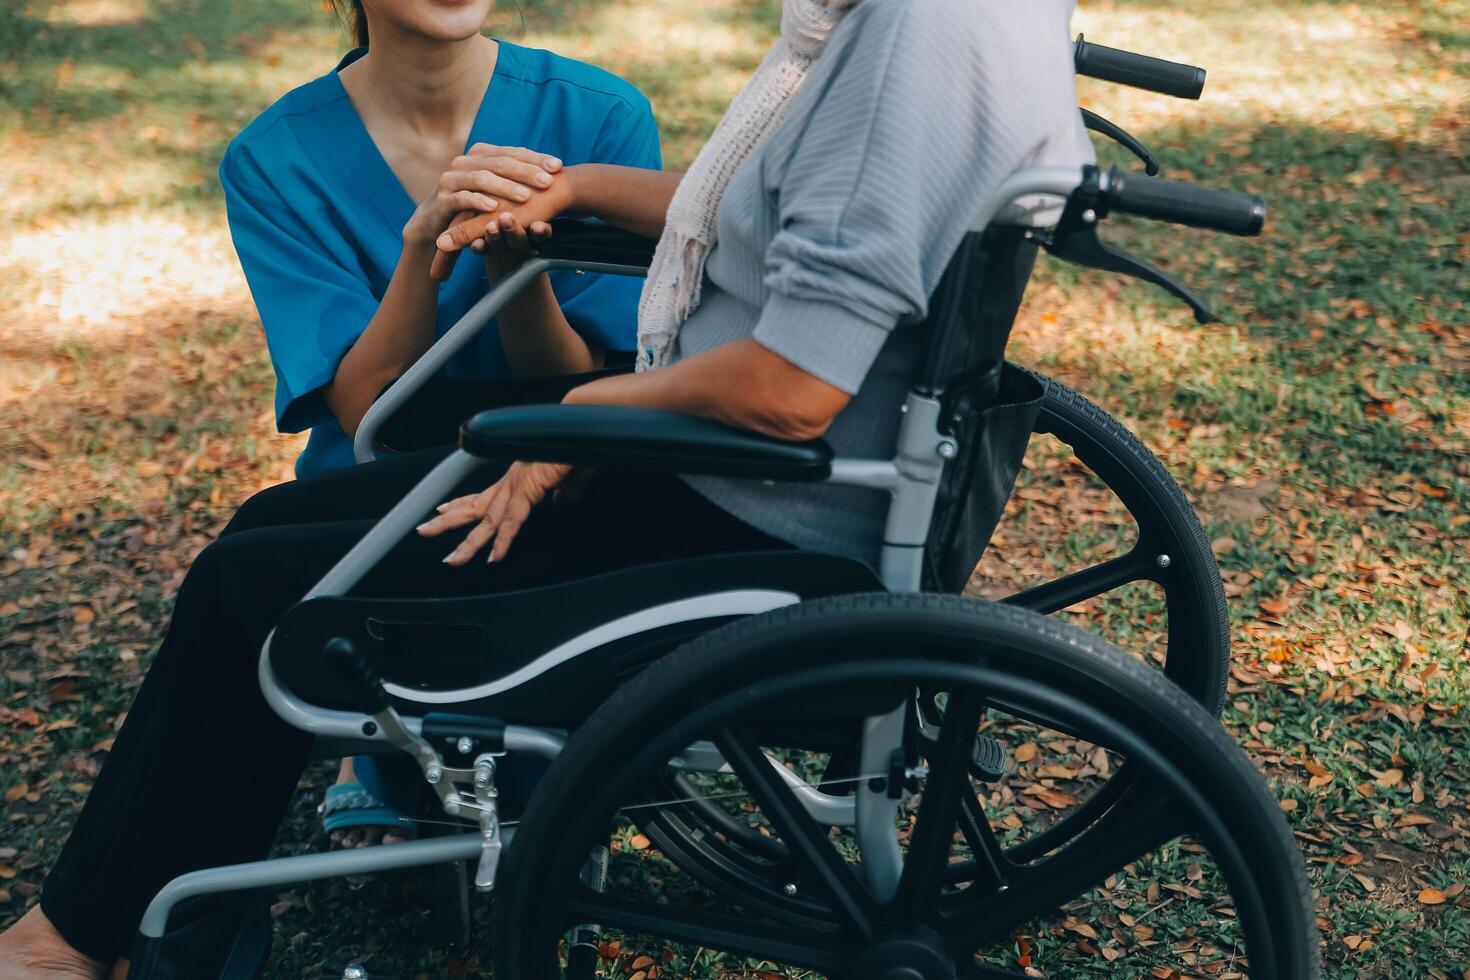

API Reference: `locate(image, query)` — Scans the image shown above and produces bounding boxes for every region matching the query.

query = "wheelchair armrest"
[460,404,833,481]
[538,217,657,268]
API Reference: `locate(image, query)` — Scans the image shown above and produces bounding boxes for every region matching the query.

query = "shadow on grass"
[0,0,783,217]
[2,0,316,70]
[1022,114,1468,481]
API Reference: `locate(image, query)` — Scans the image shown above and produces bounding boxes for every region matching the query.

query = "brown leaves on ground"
[1200,479,1281,524]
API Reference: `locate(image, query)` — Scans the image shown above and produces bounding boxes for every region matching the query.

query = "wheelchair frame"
[133,167,1091,949]
[115,33,1313,973]
[132,163,1274,980]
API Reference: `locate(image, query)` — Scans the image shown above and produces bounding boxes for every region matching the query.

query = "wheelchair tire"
[1005,371,1231,715]
[493,595,1318,980]
[629,374,1232,907]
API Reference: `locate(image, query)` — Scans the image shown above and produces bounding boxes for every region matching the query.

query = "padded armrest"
[537,217,657,268]
[460,404,833,481]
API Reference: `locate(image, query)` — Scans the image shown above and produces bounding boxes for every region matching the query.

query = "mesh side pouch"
[923,363,1043,593]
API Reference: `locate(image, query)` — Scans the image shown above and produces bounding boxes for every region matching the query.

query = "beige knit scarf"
[635,0,861,370]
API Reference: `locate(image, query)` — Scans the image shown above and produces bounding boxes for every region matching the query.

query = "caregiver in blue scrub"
[220,0,659,844]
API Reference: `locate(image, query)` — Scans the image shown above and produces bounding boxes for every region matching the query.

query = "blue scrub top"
[221,40,661,477]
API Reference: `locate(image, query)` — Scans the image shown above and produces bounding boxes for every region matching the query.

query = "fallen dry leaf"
[1375,768,1404,788]
[1030,787,1080,809]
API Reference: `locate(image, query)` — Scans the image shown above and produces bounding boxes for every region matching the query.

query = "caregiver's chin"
[360,0,496,47]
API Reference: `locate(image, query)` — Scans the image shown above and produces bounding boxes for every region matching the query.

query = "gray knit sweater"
[676,0,1093,568]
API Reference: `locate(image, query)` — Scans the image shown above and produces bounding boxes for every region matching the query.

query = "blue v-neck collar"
[320,41,520,234]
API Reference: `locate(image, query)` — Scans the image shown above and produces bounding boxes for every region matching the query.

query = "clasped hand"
[400,142,569,281]
[428,156,577,281]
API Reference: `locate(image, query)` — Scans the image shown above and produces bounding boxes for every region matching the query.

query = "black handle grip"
[1074,34,1206,99]
[1105,168,1266,236]
[323,637,389,714]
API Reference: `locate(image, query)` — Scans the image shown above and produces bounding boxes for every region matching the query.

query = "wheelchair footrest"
[971,735,1009,782]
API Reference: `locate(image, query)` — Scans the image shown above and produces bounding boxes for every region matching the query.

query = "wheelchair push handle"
[537,216,657,267]
[1074,34,1207,100]
[323,637,390,714]
[1102,167,1266,237]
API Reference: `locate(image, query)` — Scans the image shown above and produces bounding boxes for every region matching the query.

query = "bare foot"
[328,758,407,850]
[0,906,107,980]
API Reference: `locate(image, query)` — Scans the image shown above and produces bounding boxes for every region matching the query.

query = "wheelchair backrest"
[913,227,1046,591]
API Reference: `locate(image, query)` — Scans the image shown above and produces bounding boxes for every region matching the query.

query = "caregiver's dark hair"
[325,0,369,47]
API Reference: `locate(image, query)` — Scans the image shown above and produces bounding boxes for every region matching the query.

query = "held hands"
[429,166,578,281]
[464,206,555,281]
[403,143,563,268]
[417,460,573,564]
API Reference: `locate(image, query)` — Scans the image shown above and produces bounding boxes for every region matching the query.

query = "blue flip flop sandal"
[320,781,412,839]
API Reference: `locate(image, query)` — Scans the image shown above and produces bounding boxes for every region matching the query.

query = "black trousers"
[40,447,787,961]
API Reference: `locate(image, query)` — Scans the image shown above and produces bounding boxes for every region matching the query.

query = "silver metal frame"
[139,834,496,940]
[353,257,651,464]
[145,167,1087,945]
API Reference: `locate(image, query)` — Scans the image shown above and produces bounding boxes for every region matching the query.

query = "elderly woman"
[0,0,1089,975]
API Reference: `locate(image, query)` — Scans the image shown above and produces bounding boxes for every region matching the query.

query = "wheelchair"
[129,42,1318,980]
[347,35,1251,726]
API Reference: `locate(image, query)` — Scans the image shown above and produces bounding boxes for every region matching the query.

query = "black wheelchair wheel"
[1003,372,1231,716]
[631,374,1230,908]
[493,596,1317,980]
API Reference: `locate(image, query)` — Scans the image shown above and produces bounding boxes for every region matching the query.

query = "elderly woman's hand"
[404,144,562,271]
[416,460,573,564]
[429,166,580,280]
[467,208,556,280]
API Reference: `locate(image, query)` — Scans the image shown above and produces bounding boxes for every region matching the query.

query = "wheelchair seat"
[271,550,881,727]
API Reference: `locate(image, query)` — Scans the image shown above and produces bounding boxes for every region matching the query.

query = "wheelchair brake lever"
[1080,108,1161,176]
[1040,167,1215,324]
[323,638,463,812]
[1045,225,1213,324]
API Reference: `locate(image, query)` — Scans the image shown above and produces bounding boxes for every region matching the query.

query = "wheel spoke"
[894,692,985,921]
[941,782,1187,952]
[667,773,788,862]
[955,787,1010,892]
[1002,550,1154,614]
[1002,765,1132,865]
[715,724,877,938]
[566,887,844,973]
[944,770,1133,886]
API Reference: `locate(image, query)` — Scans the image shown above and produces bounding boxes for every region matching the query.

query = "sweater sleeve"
[752,0,1066,395]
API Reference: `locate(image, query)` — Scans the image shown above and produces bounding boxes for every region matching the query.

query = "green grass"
[2,0,1468,976]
